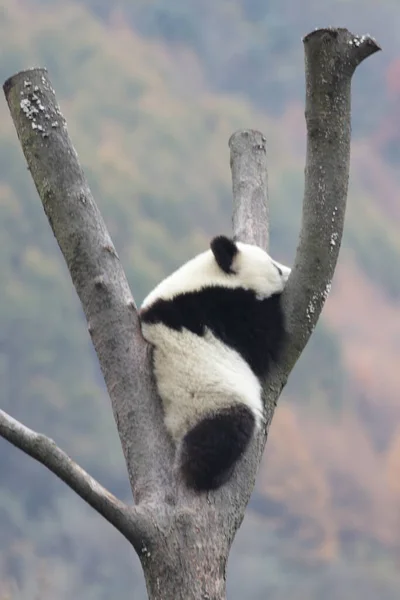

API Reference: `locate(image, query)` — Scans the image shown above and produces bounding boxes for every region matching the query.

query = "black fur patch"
[210,236,238,274]
[180,404,255,491]
[140,286,286,380]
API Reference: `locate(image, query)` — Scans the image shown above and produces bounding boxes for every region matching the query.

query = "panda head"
[210,235,290,298]
[140,235,290,311]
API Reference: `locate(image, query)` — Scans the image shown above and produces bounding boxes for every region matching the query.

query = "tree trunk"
[142,537,228,600]
[1,27,381,599]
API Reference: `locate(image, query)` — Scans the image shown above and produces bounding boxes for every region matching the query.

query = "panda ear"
[210,236,238,274]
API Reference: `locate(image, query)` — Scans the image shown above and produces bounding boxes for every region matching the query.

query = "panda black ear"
[210,236,238,274]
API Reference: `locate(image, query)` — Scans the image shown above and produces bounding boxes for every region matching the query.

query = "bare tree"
[0,28,379,600]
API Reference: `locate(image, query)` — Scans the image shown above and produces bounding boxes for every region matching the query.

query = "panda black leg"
[180,404,256,492]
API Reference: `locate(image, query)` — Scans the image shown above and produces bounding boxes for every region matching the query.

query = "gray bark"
[1,28,379,599]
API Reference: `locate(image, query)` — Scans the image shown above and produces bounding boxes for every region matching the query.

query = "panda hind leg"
[180,404,256,492]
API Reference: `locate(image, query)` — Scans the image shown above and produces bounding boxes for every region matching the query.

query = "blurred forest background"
[0,0,399,598]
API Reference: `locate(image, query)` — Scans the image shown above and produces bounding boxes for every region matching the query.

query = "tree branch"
[226,27,380,507]
[0,408,151,551]
[223,130,274,511]
[229,129,269,249]
[1,27,381,600]
[282,28,381,372]
[3,69,174,505]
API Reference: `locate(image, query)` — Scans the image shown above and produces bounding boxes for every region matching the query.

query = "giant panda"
[139,235,291,492]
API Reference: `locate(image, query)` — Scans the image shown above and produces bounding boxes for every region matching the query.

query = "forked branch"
[1,26,381,600]
[3,68,174,505]
[230,29,380,386]
[227,28,380,478]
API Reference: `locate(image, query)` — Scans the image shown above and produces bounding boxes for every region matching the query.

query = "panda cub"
[140,235,290,492]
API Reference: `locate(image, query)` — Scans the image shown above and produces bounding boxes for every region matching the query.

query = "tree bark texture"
[1,28,380,599]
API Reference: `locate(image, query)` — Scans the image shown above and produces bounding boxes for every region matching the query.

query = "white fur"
[141,322,263,441]
[140,241,291,444]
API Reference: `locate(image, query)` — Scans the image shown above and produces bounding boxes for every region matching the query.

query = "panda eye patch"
[273,263,283,276]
